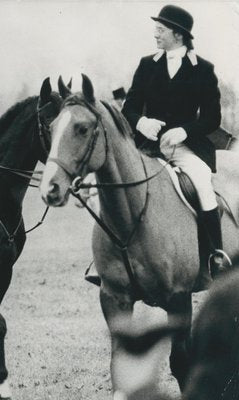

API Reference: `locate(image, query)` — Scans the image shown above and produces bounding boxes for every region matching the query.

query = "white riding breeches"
[161,143,217,211]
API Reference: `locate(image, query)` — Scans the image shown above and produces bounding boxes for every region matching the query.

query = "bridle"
[0,99,54,183]
[36,98,52,160]
[47,96,174,302]
[48,97,108,180]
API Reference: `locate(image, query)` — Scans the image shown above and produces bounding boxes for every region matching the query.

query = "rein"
[0,199,49,244]
[70,154,152,300]
[71,170,160,190]
[0,165,42,185]
[70,154,174,301]
[0,214,23,244]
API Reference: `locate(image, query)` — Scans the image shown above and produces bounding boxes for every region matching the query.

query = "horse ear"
[82,74,95,104]
[58,75,72,99]
[40,77,52,105]
[67,77,72,90]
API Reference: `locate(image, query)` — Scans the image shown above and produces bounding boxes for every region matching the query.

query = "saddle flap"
[158,157,231,220]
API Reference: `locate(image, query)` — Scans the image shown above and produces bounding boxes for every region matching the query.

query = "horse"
[111,263,239,400]
[40,74,239,396]
[0,77,68,399]
[183,266,239,400]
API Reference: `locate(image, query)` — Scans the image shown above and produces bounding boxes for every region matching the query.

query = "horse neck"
[10,157,39,206]
[96,115,150,238]
[0,99,40,207]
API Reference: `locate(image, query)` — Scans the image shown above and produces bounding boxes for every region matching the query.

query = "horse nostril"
[48,182,59,194]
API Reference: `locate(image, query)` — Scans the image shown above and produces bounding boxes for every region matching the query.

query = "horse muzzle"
[41,181,69,207]
[40,163,70,207]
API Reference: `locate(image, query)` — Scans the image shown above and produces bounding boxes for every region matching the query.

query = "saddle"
[158,158,229,219]
[160,157,236,292]
[176,169,225,218]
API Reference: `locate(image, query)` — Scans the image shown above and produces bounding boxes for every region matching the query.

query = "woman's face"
[154,21,178,51]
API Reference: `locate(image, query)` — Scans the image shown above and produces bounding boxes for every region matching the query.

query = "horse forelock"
[49,91,63,110]
[62,93,101,119]
[62,92,84,107]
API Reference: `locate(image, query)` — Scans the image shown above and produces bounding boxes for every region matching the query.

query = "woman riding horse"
[122,4,232,277]
[40,71,239,396]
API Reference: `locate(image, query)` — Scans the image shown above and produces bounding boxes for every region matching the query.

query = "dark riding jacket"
[122,51,221,172]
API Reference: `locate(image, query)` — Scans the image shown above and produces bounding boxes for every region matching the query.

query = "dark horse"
[0,78,65,399]
[40,75,239,397]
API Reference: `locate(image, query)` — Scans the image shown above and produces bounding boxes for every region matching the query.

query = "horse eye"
[79,126,88,135]
[74,123,87,135]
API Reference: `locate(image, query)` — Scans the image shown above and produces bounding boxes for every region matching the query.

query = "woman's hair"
[160,20,194,50]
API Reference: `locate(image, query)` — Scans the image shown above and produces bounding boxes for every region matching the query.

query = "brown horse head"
[40,75,107,206]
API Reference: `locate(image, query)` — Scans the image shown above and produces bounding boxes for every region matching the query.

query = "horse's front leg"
[100,286,134,395]
[0,253,15,400]
[0,227,25,400]
[0,313,11,399]
[167,293,192,392]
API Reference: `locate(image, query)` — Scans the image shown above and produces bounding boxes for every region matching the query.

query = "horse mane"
[0,96,38,133]
[100,100,134,139]
[0,91,62,135]
[0,95,40,168]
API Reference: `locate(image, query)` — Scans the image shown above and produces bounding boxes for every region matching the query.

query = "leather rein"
[48,98,173,301]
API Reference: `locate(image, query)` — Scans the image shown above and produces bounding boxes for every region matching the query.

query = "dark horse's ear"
[58,75,72,99]
[82,73,95,104]
[67,77,72,90]
[40,77,52,105]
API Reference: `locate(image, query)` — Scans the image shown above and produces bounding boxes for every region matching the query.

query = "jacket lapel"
[170,54,195,82]
[149,52,170,91]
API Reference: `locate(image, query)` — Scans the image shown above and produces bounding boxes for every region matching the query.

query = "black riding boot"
[201,207,232,279]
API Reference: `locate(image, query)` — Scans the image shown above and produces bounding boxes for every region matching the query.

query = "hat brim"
[151,16,194,39]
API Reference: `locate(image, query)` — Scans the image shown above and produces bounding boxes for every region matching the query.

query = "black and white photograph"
[0,1,239,399]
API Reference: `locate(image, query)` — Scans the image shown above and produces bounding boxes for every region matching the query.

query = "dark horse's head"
[0,77,71,171]
[0,77,72,219]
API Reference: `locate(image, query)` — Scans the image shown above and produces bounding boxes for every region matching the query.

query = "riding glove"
[136,116,166,141]
[160,127,187,147]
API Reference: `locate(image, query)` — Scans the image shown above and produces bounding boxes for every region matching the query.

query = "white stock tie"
[166,53,183,79]
[166,46,187,79]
